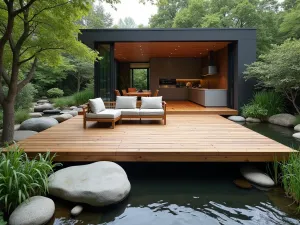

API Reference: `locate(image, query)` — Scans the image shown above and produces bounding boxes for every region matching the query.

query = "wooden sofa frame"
[83,101,167,129]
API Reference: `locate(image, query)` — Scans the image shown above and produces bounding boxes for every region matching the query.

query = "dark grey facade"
[79,28,257,109]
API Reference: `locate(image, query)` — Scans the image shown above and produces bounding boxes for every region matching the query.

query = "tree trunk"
[1,100,15,144]
[77,76,81,93]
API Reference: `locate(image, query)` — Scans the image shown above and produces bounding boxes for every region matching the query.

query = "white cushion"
[86,109,121,119]
[116,96,137,109]
[141,97,162,109]
[139,109,164,116]
[88,98,105,113]
[119,109,140,116]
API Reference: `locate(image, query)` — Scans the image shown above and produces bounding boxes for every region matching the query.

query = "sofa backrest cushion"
[89,98,105,113]
[141,96,163,109]
[116,96,137,109]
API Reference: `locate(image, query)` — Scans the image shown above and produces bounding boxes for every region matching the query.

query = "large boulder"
[29,112,43,118]
[246,117,261,123]
[228,116,245,122]
[294,124,300,132]
[9,196,55,225]
[268,113,296,127]
[20,118,58,132]
[49,161,131,207]
[34,103,53,112]
[14,130,38,142]
[292,132,300,139]
[51,113,73,123]
[240,166,275,187]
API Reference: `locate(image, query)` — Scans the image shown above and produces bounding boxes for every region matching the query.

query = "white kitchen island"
[188,88,227,107]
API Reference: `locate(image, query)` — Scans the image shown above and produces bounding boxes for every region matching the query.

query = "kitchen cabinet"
[188,88,227,107]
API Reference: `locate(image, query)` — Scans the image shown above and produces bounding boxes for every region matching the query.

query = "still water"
[48,122,300,225]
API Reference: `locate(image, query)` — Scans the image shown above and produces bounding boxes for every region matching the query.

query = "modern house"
[79,28,256,111]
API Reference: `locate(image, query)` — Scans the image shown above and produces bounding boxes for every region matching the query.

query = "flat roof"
[79,28,256,49]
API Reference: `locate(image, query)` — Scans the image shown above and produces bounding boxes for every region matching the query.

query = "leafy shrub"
[252,91,285,117]
[15,110,30,124]
[0,145,60,214]
[53,96,76,108]
[47,88,64,98]
[281,153,300,210]
[73,89,93,105]
[241,103,268,119]
[0,211,6,225]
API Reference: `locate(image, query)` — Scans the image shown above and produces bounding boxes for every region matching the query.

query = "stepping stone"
[246,117,261,123]
[29,112,43,118]
[61,110,78,117]
[9,196,55,225]
[292,132,300,139]
[37,99,49,104]
[70,106,77,110]
[228,116,245,122]
[20,118,58,132]
[34,103,53,112]
[14,130,38,142]
[51,114,73,123]
[71,205,83,217]
[43,109,61,114]
[233,179,252,189]
[240,165,275,187]
[294,124,300,132]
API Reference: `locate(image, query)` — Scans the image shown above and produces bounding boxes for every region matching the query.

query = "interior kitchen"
[150,47,228,107]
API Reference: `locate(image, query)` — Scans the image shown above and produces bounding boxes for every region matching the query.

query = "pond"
[47,162,300,225]
[243,122,300,150]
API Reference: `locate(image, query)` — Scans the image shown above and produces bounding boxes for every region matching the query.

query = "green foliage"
[73,89,94,105]
[15,110,30,125]
[133,69,148,90]
[252,91,285,117]
[0,112,3,130]
[281,152,300,210]
[47,88,64,98]
[241,103,268,119]
[53,96,76,108]
[117,17,137,28]
[280,1,300,39]
[0,145,60,214]
[15,83,37,111]
[242,91,285,119]
[244,39,300,114]
[295,115,300,126]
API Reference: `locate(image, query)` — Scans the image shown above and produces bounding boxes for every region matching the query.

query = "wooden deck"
[165,101,238,115]
[19,115,294,162]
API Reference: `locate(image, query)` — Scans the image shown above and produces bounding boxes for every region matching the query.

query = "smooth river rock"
[268,113,296,127]
[37,99,49,104]
[228,116,245,122]
[20,117,58,132]
[71,205,83,217]
[292,132,300,139]
[61,110,78,117]
[43,109,61,115]
[294,124,300,132]
[49,161,131,207]
[29,112,43,118]
[14,130,38,142]
[51,113,73,123]
[240,166,275,187]
[9,196,55,225]
[34,103,54,112]
[246,117,261,123]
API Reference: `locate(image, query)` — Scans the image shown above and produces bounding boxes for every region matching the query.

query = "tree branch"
[13,0,36,16]
[1,68,10,85]
[18,47,64,65]
[17,57,38,92]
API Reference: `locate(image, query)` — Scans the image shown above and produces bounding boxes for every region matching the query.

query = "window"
[131,68,149,90]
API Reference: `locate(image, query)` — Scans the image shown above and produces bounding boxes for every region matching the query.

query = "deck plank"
[19,114,295,162]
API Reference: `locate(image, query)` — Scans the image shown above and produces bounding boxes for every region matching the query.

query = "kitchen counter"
[188,88,227,107]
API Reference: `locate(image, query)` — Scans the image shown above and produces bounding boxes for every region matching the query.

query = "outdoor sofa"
[83,96,167,128]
